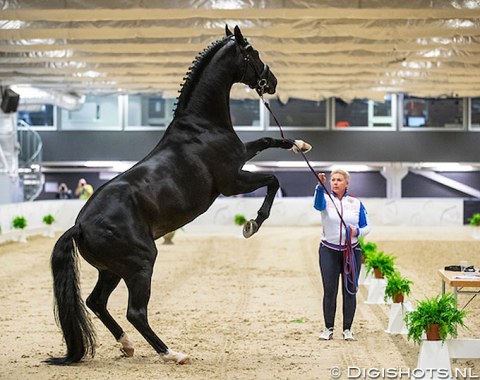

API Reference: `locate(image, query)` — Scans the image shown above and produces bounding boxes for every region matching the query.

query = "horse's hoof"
[291,139,312,153]
[120,347,134,357]
[119,333,134,357]
[243,220,258,238]
[162,350,191,365]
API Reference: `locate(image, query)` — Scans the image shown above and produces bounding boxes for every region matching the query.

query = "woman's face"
[330,173,348,195]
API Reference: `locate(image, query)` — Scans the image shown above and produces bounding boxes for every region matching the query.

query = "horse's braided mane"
[174,35,232,115]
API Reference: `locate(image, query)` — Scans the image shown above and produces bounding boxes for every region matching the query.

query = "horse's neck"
[176,54,236,126]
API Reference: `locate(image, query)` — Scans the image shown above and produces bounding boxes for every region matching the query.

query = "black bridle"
[238,41,271,96]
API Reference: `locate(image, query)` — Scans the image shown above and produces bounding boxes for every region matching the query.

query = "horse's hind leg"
[86,271,134,357]
[124,268,190,364]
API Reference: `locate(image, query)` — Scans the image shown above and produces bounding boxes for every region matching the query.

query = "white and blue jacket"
[314,184,371,250]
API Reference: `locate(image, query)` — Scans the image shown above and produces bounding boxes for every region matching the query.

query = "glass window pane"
[334,97,392,128]
[403,96,463,129]
[267,98,326,128]
[60,95,120,130]
[18,105,54,127]
[231,99,260,127]
[127,94,175,128]
[471,97,480,129]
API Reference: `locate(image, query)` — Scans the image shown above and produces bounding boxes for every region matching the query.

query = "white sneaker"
[343,329,354,341]
[319,327,334,340]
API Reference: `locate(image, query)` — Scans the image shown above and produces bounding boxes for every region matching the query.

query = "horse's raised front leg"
[221,171,280,238]
[244,137,312,161]
[233,137,311,237]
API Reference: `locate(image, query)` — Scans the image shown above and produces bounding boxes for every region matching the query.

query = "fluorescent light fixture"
[327,164,372,172]
[112,162,134,172]
[242,164,260,172]
[274,161,309,168]
[84,161,117,168]
[420,162,475,171]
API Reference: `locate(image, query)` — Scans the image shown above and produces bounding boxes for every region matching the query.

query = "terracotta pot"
[361,255,366,264]
[393,293,404,303]
[426,323,441,341]
[373,268,384,279]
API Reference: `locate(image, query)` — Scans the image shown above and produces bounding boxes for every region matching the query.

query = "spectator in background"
[75,178,94,200]
[55,183,72,199]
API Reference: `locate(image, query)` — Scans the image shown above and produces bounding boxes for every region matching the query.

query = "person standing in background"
[56,183,72,199]
[75,178,94,200]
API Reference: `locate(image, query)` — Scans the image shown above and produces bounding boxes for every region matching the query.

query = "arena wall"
[0,197,463,244]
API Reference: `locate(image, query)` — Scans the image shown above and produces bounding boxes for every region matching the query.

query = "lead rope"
[260,95,358,295]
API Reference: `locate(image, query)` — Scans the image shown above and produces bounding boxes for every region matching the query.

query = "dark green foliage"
[404,293,467,344]
[384,270,413,302]
[43,214,55,225]
[12,216,27,229]
[234,214,247,226]
[364,250,396,277]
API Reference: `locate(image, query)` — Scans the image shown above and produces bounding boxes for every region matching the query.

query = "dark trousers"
[319,243,362,330]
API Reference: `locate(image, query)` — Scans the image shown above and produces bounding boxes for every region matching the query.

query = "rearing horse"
[46,26,311,366]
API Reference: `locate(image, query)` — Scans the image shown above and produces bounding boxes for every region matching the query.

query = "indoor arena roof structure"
[1,0,480,102]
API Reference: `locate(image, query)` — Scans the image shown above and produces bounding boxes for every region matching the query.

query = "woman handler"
[314,169,371,341]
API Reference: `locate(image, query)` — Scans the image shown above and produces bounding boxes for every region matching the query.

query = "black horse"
[46,26,311,366]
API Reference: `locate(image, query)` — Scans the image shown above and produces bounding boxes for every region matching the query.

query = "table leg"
[442,280,445,295]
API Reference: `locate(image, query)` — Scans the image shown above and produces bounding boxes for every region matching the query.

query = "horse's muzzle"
[266,72,277,94]
[257,65,277,95]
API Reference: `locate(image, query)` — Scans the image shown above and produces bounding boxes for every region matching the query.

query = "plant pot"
[426,323,441,341]
[472,227,480,240]
[43,224,55,238]
[19,229,27,243]
[373,268,384,279]
[393,293,404,303]
[361,254,366,264]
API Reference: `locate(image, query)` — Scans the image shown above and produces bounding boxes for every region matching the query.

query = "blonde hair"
[331,169,350,184]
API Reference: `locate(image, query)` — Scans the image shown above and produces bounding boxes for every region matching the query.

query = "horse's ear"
[225,25,233,37]
[234,25,245,45]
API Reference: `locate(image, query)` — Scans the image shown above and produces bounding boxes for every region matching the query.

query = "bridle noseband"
[238,40,271,96]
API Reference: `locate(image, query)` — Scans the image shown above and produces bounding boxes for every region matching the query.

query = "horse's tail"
[45,225,96,365]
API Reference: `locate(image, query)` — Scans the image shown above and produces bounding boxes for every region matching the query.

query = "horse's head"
[226,25,277,96]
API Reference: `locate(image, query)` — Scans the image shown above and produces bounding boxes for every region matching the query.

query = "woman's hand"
[349,226,358,237]
[317,172,326,185]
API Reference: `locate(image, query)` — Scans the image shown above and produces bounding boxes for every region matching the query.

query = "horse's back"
[76,156,217,241]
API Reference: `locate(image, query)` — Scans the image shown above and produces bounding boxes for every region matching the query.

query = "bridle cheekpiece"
[237,39,271,96]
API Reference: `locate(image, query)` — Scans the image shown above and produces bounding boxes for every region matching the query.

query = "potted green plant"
[234,214,247,226]
[12,215,28,243]
[42,214,56,237]
[43,214,55,225]
[12,215,27,229]
[384,270,413,303]
[358,237,377,263]
[404,293,467,344]
[364,250,396,279]
[468,213,480,239]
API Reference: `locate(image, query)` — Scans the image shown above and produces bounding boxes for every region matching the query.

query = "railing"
[17,120,44,201]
